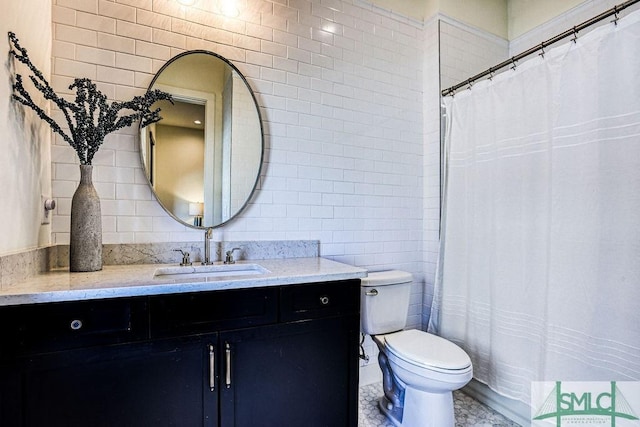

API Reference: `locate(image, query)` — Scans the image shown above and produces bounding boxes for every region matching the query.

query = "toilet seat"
[384,329,471,373]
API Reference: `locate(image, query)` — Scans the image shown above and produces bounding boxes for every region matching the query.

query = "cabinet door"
[0,365,21,427]
[22,334,219,427]
[219,315,359,427]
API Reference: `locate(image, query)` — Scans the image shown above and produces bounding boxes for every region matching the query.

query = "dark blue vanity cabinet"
[0,279,360,427]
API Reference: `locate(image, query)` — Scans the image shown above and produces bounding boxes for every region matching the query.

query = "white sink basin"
[154,263,270,279]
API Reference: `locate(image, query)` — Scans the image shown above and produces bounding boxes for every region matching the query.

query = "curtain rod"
[441,0,640,97]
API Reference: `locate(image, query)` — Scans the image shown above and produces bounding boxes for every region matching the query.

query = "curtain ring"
[612,5,619,26]
[571,26,579,43]
[467,79,473,90]
[488,67,494,81]
[538,42,545,58]
[510,57,517,70]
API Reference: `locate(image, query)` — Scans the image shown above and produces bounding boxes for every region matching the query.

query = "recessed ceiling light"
[194,120,202,125]
[177,0,197,6]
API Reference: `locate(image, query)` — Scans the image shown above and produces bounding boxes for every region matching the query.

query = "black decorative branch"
[8,31,173,165]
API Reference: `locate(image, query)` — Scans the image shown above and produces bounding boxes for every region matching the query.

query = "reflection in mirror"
[140,51,263,229]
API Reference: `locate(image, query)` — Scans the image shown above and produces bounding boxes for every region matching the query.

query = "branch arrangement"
[8,32,173,165]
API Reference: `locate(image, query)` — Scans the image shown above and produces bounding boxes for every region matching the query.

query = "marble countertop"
[0,257,368,306]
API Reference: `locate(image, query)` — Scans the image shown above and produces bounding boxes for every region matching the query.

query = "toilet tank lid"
[361,270,412,286]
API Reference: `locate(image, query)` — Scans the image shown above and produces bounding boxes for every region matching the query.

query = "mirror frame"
[141,49,265,229]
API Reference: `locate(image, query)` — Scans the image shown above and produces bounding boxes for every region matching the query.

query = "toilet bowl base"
[378,387,455,427]
[377,395,403,427]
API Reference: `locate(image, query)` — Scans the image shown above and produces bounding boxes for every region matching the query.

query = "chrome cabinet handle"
[365,289,378,296]
[209,344,215,392]
[319,295,330,305]
[225,343,231,388]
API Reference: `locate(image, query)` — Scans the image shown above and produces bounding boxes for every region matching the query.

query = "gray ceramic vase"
[70,164,103,272]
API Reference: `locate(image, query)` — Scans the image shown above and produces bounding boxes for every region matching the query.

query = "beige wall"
[439,0,508,38]
[155,125,205,225]
[0,0,52,255]
[508,0,586,39]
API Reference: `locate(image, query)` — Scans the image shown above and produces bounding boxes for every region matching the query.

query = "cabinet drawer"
[150,287,278,338]
[0,298,148,358]
[280,279,360,322]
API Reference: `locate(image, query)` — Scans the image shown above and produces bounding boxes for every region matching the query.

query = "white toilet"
[361,270,473,427]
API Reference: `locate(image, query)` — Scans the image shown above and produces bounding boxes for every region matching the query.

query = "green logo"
[533,381,639,426]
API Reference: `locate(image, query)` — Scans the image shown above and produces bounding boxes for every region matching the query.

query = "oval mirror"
[140,50,264,229]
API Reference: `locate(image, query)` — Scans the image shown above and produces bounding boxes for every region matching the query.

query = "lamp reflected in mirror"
[189,202,204,226]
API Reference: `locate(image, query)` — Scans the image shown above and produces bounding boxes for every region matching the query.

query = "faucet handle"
[224,248,241,264]
[174,249,192,266]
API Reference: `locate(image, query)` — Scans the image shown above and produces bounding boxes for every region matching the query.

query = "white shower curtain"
[430,9,640,404]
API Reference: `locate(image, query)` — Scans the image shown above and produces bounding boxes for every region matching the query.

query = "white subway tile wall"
[50,0,429,331]
[421,17,440,330]
[439,17,509,92]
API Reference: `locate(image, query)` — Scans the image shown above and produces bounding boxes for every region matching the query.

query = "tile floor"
[358,383,521,427]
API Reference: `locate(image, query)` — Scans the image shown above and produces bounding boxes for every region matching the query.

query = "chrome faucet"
[202,228,213,265]
[224,248,241,264]
[174,249,192,266]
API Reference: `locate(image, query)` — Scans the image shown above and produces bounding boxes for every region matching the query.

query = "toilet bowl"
[361,271,473,427]
[382,329,472,392]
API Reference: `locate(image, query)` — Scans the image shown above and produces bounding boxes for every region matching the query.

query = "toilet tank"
[360,270,413,335]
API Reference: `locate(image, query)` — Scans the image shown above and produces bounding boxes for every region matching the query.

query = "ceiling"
[156,100,205,130]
